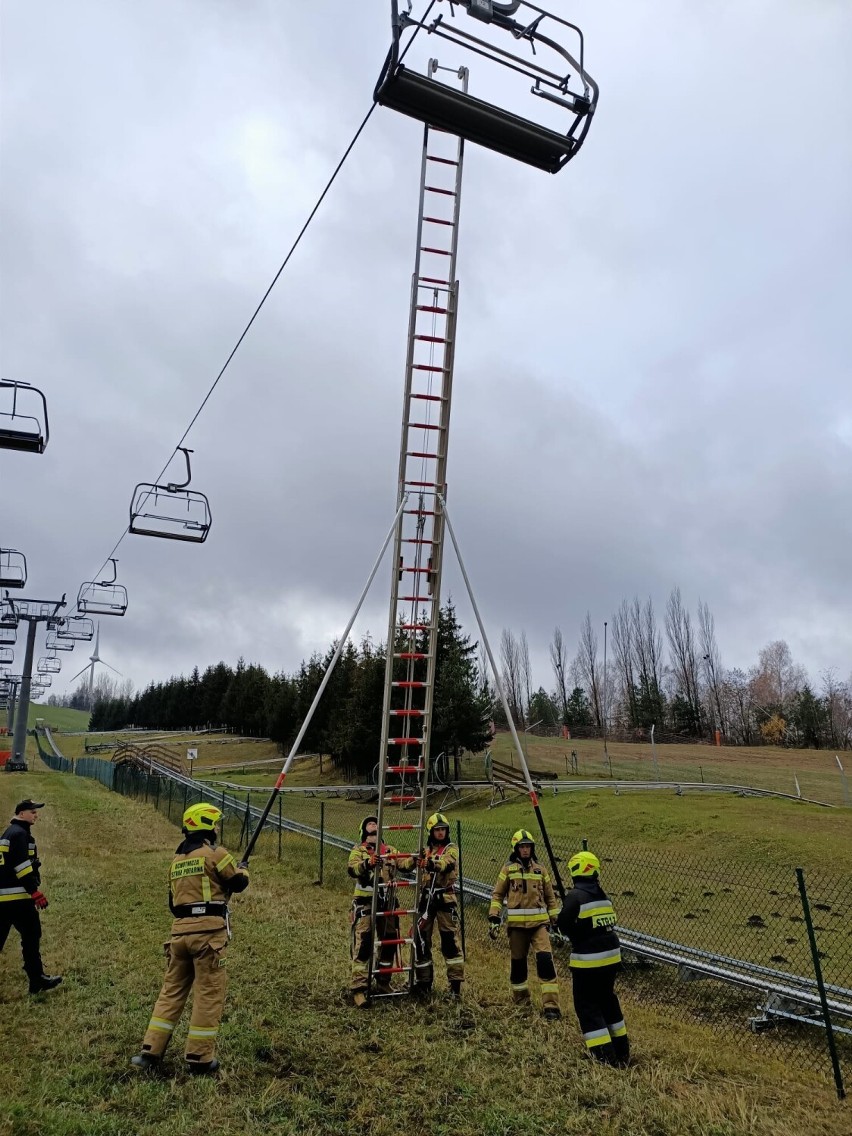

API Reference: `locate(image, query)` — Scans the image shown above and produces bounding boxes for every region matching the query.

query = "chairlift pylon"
[0,549,27,589]
[129,447,212,544]
[0,380,50,454]
[375,0,598,174]
[76,559,128,617]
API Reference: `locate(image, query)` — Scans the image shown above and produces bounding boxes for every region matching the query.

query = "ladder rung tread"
[402,538,435,544]
[399,592,433,599]
[406,451,439,459]
[378,938,414,946]
[384,825,417,831]
[404,510,436,515]
[412,364,446,373]
[375,966,412,974]
[401,567,429,574]
[393,652,430,658]
[425,185,456,196]
[409,394,445,403]
[397,625,430,631]
[419,247,451,256]
[426,155,459,166]
[407,421,442,428]
[419,277,450,286]
[413,335,448,344]
[424,216,454,226]
[416,304,448,313]
[403,481,438,488]
[389,738,424,746]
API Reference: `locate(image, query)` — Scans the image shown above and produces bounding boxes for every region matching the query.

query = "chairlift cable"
[71,3,437,612]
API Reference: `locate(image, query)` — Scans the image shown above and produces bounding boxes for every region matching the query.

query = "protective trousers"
[0,903,45,989]
[351,904,399,991]
[508,926,559,1009]
[571,962,629,1065]
[141,930,228,1066]
[414,907,464,988]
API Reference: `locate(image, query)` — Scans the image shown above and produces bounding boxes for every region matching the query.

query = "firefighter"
[347,816,415,1007]
[413,812,464,997]
[488,829,561,1020]
[0,799,62,995]
[557,850,629,1066]
[130,802,249,1075]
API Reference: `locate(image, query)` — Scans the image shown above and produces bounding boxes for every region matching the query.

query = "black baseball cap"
[15,800,45,814]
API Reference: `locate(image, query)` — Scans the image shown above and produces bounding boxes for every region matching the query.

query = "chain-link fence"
[34,730,850,1099]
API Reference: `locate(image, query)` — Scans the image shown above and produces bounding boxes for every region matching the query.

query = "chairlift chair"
[45,630,74,653]
[77,559,128,617]
[0,380,50,454]
[37,655,62,675]
[0,549,27,589]
[375,1,598,174]
[129,447,212,543]
[0,624,16,645]
[56,615,95,641]
[0,647,13,665]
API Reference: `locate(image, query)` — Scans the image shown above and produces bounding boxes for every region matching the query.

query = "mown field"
[1,769,849,1136]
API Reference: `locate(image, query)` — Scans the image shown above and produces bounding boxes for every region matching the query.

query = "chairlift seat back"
[0,549,27,589]
[0,647,13,665]
[56,616,95,641]
[0,382,49,454]
[129,483,212,543]
[376,64,578,173]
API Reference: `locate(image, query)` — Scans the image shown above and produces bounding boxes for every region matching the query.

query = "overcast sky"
[1,0,850,699]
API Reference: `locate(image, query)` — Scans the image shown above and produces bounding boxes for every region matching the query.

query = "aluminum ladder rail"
[370,66,468,1003]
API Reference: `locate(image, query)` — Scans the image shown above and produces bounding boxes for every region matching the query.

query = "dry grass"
[1,772,849,1136]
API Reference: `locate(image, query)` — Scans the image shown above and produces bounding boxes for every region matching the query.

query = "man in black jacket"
[557,850,629,1067]
[0,799,62,995]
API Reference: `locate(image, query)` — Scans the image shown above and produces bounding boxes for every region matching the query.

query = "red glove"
[31,890,49,910]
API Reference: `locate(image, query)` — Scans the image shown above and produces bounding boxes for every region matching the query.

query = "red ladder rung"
[389,708,425,715]
[398,594,432,601]
[379,879,414,888]
[407,421,441,429]
[401,567,429,574]
[375,966,411,974]
[402,538,434,544]
[410,393,444,402]
[412,364,446,373]
[424,216,455,226]
[394,651,429,659]
[419,277,450,286]
[406,452,439,459]
[425,185,456,196]
[414,335,448,344]
[416,303,447,313]
[426,155,459,166]
[378,938,414,946]
[419,247,451,257]
[403,480,437,488]
[385,795,420,803]
[391,682,425,689]
[382,908,417,916]
[384,824,417,831]
[389,738,423,746]
[398,624,430,631]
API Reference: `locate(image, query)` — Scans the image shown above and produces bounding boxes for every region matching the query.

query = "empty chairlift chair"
[46,630,75,653]
[0,380,50,453]
[0,647,13,665]
[0,624,16,646]
[0,549,27,589]
[37,655,62,675]
[129,447,212,543]
[77,559,128,617]
[55,616,95,642]
[375,0,598,174]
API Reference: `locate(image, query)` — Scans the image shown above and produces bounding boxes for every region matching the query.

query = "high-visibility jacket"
[0,819,40,903]
[557,878,621,968]
[167,835,249,934]
[348,842,415,901]
[489,854,559,928]
[420,839,459,906]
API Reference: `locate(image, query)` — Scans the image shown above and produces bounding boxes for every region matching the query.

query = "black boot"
[611,1034,630,1068]
[590,1041,618,1066]
[187,1058,220,1076]
[449,980,462,999]
[28,974,63,994]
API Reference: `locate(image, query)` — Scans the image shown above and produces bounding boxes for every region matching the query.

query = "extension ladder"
[368,64,468,1001]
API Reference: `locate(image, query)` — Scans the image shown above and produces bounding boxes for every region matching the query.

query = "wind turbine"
[70,622,121,696]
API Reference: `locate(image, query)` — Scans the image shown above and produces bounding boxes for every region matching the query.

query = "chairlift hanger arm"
[166,447,194,492]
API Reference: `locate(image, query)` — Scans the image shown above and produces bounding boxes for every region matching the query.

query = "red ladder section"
[369,89,467,1001]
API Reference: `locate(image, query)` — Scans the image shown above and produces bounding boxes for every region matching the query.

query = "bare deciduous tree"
[549,626,569,723]
[665,587,703,734]
[574,612,603,729]
[500,628,526,729]
[698,600,725,734]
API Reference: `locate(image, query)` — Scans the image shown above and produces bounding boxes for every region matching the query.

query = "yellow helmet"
[426,812,450,843]
[182,802,222,833]
[568,851,601,878]
[511,829,536,854]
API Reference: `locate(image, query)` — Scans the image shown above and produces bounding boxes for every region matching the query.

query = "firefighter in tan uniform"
[131,803,249,1074]
[413,813,465,997]
[489,829,561,1020]
[348,815,415,1007]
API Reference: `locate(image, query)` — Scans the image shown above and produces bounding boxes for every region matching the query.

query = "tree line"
[84,602,493,777]
[499,587,852,749]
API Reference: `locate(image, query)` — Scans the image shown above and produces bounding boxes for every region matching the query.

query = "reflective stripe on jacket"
[489,856,559,928]
[557,878,621,968]
[0,820,40,901]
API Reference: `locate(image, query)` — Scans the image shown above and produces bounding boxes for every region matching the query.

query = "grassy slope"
[1,773,848,1136]
[0,704,91,740]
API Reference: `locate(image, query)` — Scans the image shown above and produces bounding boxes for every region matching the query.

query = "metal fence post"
[582,836,588,851]
[167,778,173,820]
[319,801,325,885]
[456,819,466,956]
[796,867,846,1100]
[277,796,283,862]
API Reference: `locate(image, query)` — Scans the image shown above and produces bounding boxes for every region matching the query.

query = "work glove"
[237,860,249,870]
[488,917,501,941]
[32,890,49,910]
